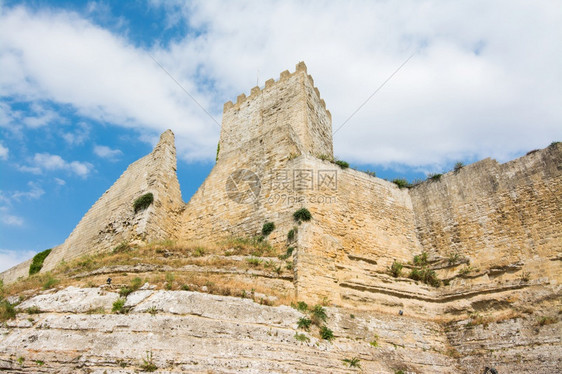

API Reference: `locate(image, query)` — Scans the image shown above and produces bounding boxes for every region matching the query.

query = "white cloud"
[1,214,24,226]
[94,144,122,160]
[0,5,219,161]
[22,103,61,128]
[0,249,36,273]
[0,182,44,230]
[62,122,90,146]
[0,143,8,160]
[20,153,93,178]
[0,101,60,130]
[1,1,561,169]
[152,0,562,166]
[9,181,45,201]
[54,177,66,186]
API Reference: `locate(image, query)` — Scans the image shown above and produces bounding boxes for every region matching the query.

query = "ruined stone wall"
[180,63,333,248]
[40,130,184,272]
[219,61,333,160]
[410,143,562,281]
[291,156,425,306]
[0,259,33,285]
[180,127,301,246]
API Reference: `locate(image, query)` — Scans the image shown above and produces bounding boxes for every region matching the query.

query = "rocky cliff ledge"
[1,284,559,373]
[1,286,459,373]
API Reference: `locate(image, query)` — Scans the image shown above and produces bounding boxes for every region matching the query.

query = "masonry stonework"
[180,62,334,248]
[40,130,183,275]
[1,62,560,373]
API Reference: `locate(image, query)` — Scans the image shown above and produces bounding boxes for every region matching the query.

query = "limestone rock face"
[1,287,462,373]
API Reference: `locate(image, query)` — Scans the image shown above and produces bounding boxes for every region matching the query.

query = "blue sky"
[1,0,561,271]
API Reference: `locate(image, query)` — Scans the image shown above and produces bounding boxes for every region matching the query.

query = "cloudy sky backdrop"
[1,0,561,271]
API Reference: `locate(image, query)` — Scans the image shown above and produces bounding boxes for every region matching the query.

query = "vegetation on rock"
[133,192,154,213]
[112,298,126,313]
[390,261,403,277]
[261,222,275,236]
[287,228,296,241]
[392,178,411,189]
[0,299,16,322]
[428,173,442,181]
[297,317,312,330]
[333,159,349,169]
[413,252,429,266]
[293,208,312,222]
[409,268,440,287]
[29,248,52,275]
[454,161,464,172]
[141,351,157,372]
[319,325,334,341]
[343,357,361,368]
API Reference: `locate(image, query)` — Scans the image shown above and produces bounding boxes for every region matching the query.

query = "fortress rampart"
[219,61,333,160]
[1,62,560,373]
[2,63,560,317]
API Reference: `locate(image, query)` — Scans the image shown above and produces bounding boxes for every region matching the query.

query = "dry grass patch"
[2,237,291,306]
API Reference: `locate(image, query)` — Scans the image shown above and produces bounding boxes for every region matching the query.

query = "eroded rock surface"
[1,286,464,373]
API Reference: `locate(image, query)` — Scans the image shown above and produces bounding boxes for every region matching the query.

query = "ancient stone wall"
[180,63,334,248]
[0,62,560,371]
[40,130,184,272]
[219,61,333,160]
[0,259,33,285]
[291,156,424,306]
[410,143,562,280]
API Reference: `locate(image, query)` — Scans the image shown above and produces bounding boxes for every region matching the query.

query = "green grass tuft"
[297,317,312,330]
[292,301,308,312]
[311,304,327,325]
[261,222,275,236]
[320,325,334,341]
[409,267,440,287]
[293,208,312,222]
[392,178,411,189]
[333,160,349,169]
[390,261,403,277]
[454,161,464,172]
[133,192,154,213]
[0,300,16,322]
[140,351,157,372]
[112,298,126,313]
[42,274,59,290]
[287,229,295,241]
[343,357,361,368]
[29,249,52,275]
[413,252,429,266]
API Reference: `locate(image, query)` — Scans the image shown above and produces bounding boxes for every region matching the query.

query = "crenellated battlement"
[218,61,333,161]
[222,62,331,120]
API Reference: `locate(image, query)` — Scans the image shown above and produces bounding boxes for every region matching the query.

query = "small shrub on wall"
[262,222,275,236]
[133,193,154,213]
[29,249,52,275]
[293,208,312,222]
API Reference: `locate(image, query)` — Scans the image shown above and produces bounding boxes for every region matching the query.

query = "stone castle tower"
[2,62,561,316]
